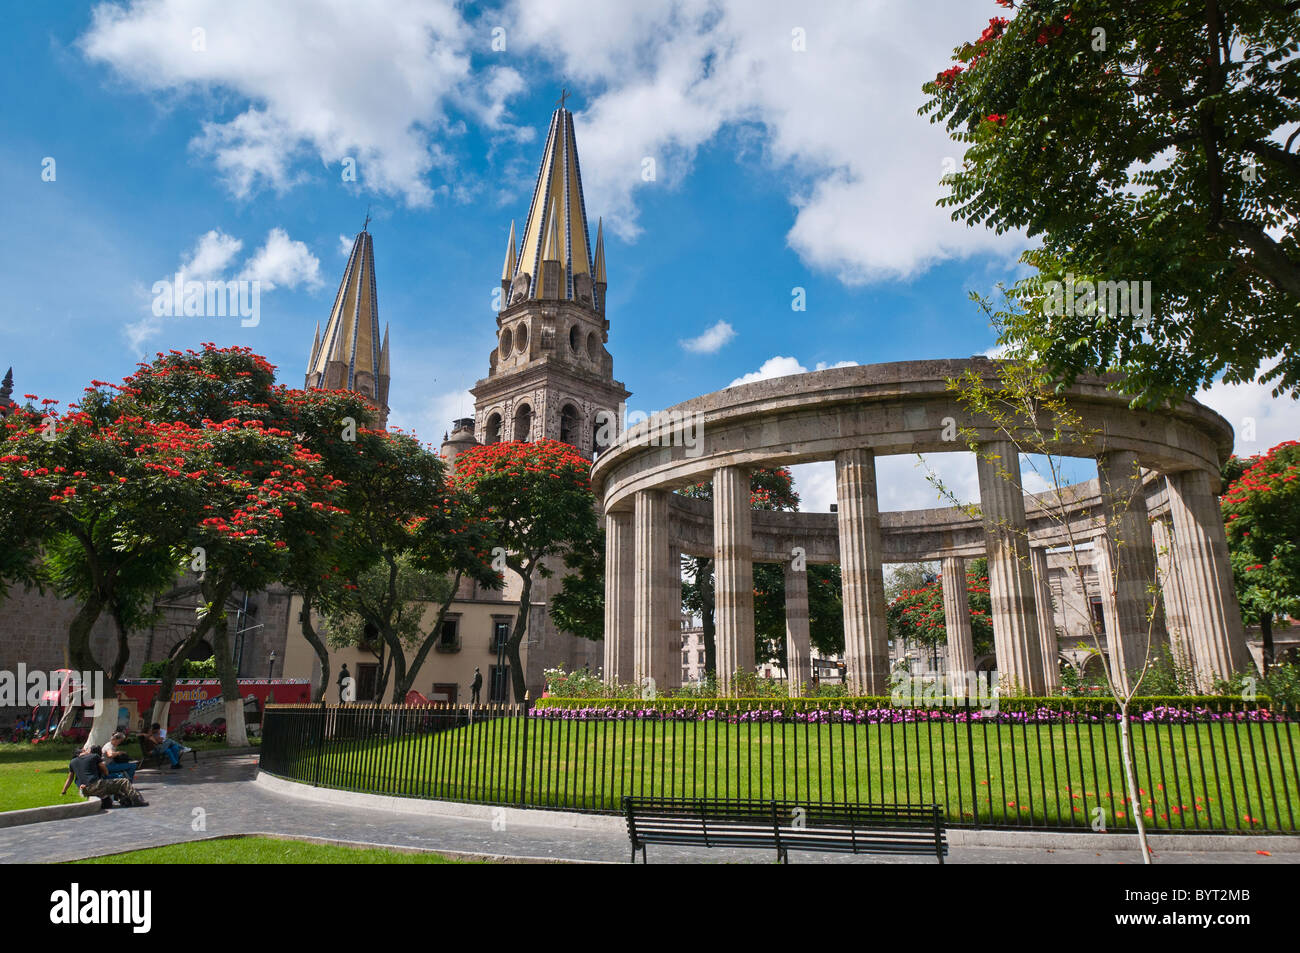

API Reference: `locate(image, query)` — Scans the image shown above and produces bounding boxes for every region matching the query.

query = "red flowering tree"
[922,1,1300,403]
[887,559,994,657]
[1222,440,1300,672]
[111,346,347,742]
[452,440,598,702]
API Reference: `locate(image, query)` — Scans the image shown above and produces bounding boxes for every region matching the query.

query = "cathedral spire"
[501,220,517,283]
[508,102,595,306]
[306,228,389,426]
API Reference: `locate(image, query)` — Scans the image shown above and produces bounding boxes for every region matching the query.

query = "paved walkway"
[2,756,1294,864]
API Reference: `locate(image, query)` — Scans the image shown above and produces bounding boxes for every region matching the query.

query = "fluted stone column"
[713,466,755,692]
[783,561,812,694]
[665,544,683,691]
[975,440,1045,694]
[1151,516,1196,679]
[603,510,634,683]
[940,555,976,695]
[1097,451,1167,692]
[1166,468,1253,687]
[835,449,890,694]
[633,490,670,691]
[1028,548,1062,694]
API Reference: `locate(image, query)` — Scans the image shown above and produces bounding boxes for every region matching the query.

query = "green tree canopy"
[922,0,1300,402]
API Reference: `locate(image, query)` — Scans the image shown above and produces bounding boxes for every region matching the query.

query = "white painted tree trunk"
[150,700,171,732]
[223,697,248,747]
[87,710,117,748]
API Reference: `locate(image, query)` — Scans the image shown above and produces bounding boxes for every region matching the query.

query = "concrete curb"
[71,831,590,865]
[0,796,102,830]
[255,772,1300,853]
[255,771,625,833]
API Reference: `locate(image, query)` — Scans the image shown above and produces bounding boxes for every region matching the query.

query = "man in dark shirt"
[62,745,148,807]
[471,668,483,705]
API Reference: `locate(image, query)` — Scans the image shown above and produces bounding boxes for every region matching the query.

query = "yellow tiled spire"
[593,218,606,285]
[306,229,385,404]
[501,220,517,282]
[511,104,594,301]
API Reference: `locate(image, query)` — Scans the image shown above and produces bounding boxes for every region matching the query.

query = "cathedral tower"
[306,225,391,428]
[470,101,629,458]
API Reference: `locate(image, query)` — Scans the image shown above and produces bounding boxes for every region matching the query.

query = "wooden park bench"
[623,797,947,864]
[139,735,198,769]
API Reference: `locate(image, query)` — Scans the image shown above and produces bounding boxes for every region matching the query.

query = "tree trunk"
[507,569,535,703]
[399,571,465,700]
[151,582,228,728]
[298,590,331,702]
[88,607,132,748]
[1118,703,1152,863]
[1261,612,1274,675]
[210,587,248,747]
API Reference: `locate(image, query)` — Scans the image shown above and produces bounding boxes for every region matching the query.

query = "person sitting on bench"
[102,731,138,780]
[62,745,147,807]
[146,723,192,769]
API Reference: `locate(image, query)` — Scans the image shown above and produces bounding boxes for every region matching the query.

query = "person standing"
[337,664,352,703]
[62,745,147,807]
[471,667,483,705]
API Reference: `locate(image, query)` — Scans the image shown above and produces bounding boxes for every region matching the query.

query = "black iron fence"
[259,702,1300,834]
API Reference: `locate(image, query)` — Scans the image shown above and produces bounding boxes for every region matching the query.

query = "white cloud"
[727,355,858,388]
[389,387,475,443]
[727,355,808,387]
[338,234,354,256]
[680,320,736,354]
[508,0,1021,282]
[79,0,513,205]
[240,228,322,291]
[1197,377,1299,456]
[180,229,242,279]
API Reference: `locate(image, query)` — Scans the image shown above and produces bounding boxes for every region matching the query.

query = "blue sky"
[1,1,1291,514]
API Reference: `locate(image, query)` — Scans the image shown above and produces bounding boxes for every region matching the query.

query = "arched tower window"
[559,403,581,447]
[513,403,533,442]
[485,413,502,444]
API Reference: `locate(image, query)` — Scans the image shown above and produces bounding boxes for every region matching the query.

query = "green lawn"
[0,743,92,811]
[0,738,253,813]
[266,715,1300,833]
[71,836,471,864]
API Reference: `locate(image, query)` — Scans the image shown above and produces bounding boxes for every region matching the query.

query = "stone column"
[633,490,670,691]
[783,561,812,694]
[975,440,1045,694]
[835,449,890,694]
[1097,450,1168,692]
[1166,468,1253,687]
[940,555,976,695]
[664,544,683,691]
[1151,515,1196,680]
[713,466,755,692]
[602,510,634,683]
[1028,548,1062,694]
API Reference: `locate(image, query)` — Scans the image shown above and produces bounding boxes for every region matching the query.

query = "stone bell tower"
[470,100,629,459]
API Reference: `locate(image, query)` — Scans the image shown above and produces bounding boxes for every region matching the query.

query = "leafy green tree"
[921,1,1300,402]
[887,558,995,657]
[549,524,605,642]
[1222,440,1300,671]
[452,440,599,702]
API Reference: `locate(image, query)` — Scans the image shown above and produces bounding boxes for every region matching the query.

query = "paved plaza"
[3,757,1293,865]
